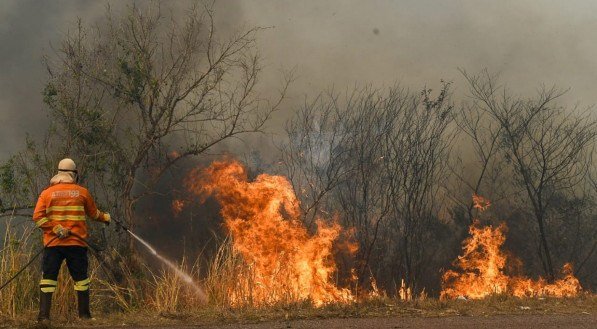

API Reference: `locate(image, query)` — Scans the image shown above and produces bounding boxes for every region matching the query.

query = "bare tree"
[569,150,597,285]
[281,83,455,294]
[280,92,354,229]
[462,70,596,280]
[450,72,506,223]
[39,3,290,244]
[333,87,399,286]
[281,87,403,289]
[380,83,455,293]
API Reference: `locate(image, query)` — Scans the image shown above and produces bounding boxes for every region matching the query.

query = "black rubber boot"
[77,290,92,319]
[37,291,52,324]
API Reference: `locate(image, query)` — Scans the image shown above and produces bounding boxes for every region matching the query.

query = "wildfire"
[183,160,354,306]
[441,195,582,299]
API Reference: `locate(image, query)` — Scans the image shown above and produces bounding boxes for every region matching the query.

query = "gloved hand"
[52,224,70,239]
[102,212,111,226]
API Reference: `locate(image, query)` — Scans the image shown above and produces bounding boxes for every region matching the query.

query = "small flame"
[184,160,355,306]
[171,199,184,216]
[169,150,181,159]
[398,279,412,301]
[441,195,582,299]
[472,194,491,211]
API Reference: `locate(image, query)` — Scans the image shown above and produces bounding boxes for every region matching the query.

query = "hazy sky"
[1,0,596,159]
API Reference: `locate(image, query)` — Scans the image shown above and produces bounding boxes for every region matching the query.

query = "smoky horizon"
[2,0,597,160]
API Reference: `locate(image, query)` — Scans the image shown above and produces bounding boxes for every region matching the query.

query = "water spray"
[1,218,208,303]
[112,218,208,302]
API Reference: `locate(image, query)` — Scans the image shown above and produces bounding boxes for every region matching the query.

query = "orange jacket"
[33,182,109,247]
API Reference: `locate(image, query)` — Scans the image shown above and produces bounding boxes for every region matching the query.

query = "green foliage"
[0,156,34,208]
[42,82,58,107]
[0,160,16,195]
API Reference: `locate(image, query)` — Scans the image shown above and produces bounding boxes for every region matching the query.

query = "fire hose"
[0,220,129,292]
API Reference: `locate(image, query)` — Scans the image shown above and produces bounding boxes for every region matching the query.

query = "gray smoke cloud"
[1,0,596,160]
[0,1,106,159]
[243,0,597,107]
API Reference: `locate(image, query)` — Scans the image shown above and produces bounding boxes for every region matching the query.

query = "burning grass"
[0,223,595,327]
[179,160,356,307]
[0,167,593,327]
[441,196,583,299]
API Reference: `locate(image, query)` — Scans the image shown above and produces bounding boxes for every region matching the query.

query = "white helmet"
[58,158,77,172]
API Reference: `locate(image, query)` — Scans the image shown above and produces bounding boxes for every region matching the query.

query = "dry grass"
[0,224,595,328]
[0,221,38,320]
[4,295,592,328]
[204,237,246,307]
[148,257,205,314]
[0,216,144,324]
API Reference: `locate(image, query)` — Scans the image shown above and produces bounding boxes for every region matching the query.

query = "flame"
[184,160,354,306]
[398,279,412,301]
[441,222,509,299]
[509,263,582,298]
[171,199,184,216]
[441,195,582,299]
[168,150,181,159]
[472,194,491,211]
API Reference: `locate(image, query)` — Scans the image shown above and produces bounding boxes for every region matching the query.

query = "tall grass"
[0,217,146,321]
[0,220,37,318]
[0,227,425,323]
[148,257,205,314]
[204,237,246,307]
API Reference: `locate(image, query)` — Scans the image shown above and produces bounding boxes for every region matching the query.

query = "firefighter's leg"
[38,247,64,321]
[65,246,91,318]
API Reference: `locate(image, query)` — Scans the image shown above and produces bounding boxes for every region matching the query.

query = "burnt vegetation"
[0,2,595,319]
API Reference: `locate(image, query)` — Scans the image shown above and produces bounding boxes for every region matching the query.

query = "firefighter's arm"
[32,191,53,231]
[83,189,110,225]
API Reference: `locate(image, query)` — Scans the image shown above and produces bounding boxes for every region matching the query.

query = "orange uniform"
[33,182,109,247]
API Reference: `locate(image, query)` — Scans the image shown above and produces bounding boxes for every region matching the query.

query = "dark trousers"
[41,246,88,282]
[38,246,91,320]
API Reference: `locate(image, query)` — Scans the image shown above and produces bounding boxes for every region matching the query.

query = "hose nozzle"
[112,218,129,232]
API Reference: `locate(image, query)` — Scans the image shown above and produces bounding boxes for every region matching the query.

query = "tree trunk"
[536,212,555,281]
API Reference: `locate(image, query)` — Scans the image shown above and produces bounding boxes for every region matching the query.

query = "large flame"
[441,195,582,299]
[182,160,354,306]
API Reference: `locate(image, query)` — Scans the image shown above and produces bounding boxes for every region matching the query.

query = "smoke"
[3,0,594,218]
[2,0,596,162]
[239,0,597,129]
[0,1,103,160]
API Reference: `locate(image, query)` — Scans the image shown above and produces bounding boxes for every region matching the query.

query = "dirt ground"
[4,297,595,329]
[96,314,595,329]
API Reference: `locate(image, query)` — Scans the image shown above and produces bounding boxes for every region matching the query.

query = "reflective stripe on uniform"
[36,217,49,227]
[48,215,86,221]
[40,278,58,293]
[74,278,90,291]
[40,279,57,286]
[76,278,90,286]
[46,205,85,213]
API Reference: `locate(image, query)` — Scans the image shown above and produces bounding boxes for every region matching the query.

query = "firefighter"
[32,158,110,323]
